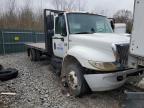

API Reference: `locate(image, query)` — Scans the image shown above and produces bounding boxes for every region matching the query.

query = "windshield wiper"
[74,32,93,34]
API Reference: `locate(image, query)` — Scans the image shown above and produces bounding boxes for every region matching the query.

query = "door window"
[55,15,67,35]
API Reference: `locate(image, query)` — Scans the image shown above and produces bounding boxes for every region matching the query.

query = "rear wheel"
[35,50,41,61]
[29,49,40,61]
[0,64,3,71]
[29,49,35,61]
[61,60,90,97]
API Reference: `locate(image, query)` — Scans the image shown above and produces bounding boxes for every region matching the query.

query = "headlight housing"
[88,60,117,71]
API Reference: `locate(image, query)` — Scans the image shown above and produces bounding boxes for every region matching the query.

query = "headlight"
[88,60,117,71]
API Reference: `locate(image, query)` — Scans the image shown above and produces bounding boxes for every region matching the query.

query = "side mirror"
[110,20,115,31]
[46,15,54,30]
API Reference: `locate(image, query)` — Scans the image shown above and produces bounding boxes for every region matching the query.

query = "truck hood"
[69,33,130,62]
[70,33,130,44]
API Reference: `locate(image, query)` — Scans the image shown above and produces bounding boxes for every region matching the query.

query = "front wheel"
[61,61,90,97]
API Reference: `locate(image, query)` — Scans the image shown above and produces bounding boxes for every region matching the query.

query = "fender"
[65,46,116,70]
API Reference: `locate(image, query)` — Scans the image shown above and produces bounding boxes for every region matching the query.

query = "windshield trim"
[66,13,113,34]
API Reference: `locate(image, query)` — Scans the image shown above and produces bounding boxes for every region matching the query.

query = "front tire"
[61,61,89,97]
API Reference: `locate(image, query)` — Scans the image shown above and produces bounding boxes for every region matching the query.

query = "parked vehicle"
[26,7,143,97]
[114,23,131,38]
[114,23,126,34]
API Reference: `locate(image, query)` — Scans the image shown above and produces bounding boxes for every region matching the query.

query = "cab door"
[53,14,68,58]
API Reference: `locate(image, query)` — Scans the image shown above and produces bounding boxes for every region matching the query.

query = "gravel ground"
[0,53,126,108]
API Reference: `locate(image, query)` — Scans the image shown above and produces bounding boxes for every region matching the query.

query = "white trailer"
[129,0,144,68]
[128,0,144,88]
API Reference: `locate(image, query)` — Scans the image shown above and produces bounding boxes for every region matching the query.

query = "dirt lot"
[0,53,126,108]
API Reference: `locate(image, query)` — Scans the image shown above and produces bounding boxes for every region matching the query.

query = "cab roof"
[44,9,106,17]
[65,11,106,17]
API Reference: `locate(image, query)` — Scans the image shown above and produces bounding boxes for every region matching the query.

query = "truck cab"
[26,9,142,97]
[51,12,129,70]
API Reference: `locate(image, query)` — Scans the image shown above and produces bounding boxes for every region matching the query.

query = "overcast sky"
[0,0,135,17]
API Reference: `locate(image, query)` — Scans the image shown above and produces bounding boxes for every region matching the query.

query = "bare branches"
[52,0,86,11]
[77,0,86,11]
[7,0,16,16]
[0,0,86,30]
[3,0,17,28]
[113,10,133,33]
[0,0,43,31]
[113,10,132,23]
[52,0,61,10]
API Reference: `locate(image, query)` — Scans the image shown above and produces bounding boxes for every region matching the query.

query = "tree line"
[113,10,133,33]
[0,0,43,31]
[0,0,85,31]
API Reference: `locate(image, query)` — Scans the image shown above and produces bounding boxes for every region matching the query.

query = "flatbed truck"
[26,6,144,97]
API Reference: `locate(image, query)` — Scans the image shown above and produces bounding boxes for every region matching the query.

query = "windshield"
[67,13,113,34]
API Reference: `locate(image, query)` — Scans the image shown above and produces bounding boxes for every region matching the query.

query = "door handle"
[69,39,72,42]
[53,37,64,41]
[61,38,64,41]
[54,43,56,49]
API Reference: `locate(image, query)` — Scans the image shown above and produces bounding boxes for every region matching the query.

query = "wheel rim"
[68,70,78,90]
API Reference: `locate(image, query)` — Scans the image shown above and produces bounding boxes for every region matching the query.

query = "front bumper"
[84,68,144,91]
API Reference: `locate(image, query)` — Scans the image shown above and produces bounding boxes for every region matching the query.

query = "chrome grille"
[116,44,129,65]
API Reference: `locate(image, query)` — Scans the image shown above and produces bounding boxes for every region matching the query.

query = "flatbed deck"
[26,43,46,52]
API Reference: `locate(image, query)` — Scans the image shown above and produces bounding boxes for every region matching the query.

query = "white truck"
[114,23,131,37]
[26,7,143,97]
[114,23,126,33]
